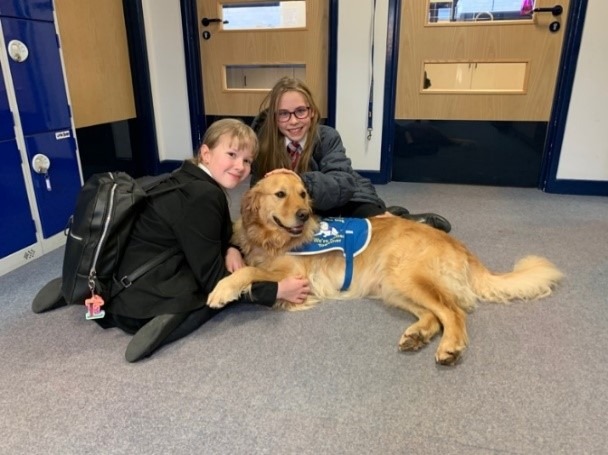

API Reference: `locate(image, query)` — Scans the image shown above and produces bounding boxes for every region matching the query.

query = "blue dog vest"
[288,217,372,291]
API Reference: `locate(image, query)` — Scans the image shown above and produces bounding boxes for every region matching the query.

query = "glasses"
[276,106,310,122]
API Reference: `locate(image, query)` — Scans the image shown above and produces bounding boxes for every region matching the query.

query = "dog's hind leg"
[386,275,468,365]
[381,288,441,351]
[399,310,442,351]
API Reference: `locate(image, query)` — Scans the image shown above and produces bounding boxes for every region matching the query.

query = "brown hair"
[190,118,258,165]
[256,77,321,176]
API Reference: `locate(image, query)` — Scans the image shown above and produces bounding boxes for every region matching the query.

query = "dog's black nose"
[296,209,310,223]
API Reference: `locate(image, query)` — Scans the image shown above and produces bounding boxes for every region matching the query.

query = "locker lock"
[32,154,50,174]
[32,154,52,191]
[7,40,29,63]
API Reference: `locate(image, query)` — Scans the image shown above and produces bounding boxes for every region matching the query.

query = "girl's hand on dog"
[225,247,246,272]
[277,276,310,304]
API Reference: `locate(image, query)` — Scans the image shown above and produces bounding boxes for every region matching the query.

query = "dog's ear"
[241,186,261,225]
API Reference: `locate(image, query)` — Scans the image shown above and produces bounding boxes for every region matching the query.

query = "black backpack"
[60,171,181,305]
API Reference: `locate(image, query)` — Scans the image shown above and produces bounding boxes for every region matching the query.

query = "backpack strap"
[109,171,191,298]
[138,172,187,197]
[111,246,180,298]
[109,173,188,299]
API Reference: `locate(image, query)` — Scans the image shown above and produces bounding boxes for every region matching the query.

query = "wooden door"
[396,0,570,121]
[197,0,328,117]
[54,0,135,128]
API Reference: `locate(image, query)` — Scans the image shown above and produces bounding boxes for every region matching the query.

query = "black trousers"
[96,282,276,349]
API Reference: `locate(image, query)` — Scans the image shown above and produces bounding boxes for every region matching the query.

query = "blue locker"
[24,129,80,238]
[0,138,37,257]
[0,65,13,141]
[1,0,82,264]
[1,16,71,135]
[0,0,54,22]
[1,11,82,243]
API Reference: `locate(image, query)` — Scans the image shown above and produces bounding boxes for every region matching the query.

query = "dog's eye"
[299,191,307,199]
[275,191,286,198]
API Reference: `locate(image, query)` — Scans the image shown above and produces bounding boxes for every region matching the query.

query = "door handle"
[201,17,228,27]
[532,5,563,16]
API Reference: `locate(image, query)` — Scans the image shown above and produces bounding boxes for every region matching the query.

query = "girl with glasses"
[251,77,451,232]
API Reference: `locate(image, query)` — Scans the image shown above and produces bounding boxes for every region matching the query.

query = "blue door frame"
[538,0,606,195]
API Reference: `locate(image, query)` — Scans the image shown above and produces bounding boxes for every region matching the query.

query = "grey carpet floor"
[1,181,607,455]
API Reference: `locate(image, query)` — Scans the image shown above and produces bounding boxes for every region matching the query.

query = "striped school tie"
[287,141,302,170]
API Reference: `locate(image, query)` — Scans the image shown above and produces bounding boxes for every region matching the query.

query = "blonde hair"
[190,118,258,165]
[256,77,321,176]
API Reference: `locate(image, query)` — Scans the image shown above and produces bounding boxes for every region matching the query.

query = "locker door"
[0,0,54,22]
[0,62,12,139]
[2,13,81,240]
[1,16,71,134]
[1,64,37,258]
[0,138,37,258]
[24,130,80,237]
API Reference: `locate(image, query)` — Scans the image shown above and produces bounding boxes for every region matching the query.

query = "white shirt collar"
[198,162,212,177]
[284,136,307,148]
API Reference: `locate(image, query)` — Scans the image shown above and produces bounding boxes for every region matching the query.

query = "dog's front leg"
[207,266,282,308]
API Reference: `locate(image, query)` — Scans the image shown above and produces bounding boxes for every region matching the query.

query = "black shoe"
[401,213,452,233]
[125,313,186,363]
[32,277,68,314]
[386,206,410,217]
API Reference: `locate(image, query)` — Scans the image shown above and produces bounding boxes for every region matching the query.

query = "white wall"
[556,1,608,181]
[142,0,193,162]
[335,0,388,171]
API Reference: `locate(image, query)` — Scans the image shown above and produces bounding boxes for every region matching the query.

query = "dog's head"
[238,171,318,254]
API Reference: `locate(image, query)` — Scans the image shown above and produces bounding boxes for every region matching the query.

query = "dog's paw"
[435,340,467,366]
[398,318,441,351]
[207,282,242,309]
[273,296,320,312]
[398,332,426,351]
[206,293,228,309]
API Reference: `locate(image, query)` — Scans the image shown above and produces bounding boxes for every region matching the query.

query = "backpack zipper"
[87,176,117,294]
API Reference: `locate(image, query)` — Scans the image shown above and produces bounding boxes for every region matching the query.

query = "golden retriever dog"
[208,172,563,365]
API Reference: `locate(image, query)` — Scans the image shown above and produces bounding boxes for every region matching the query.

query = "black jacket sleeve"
[300,127,357,210]
[236,281,278,308]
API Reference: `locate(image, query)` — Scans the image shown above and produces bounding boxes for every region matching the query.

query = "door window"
[222,1,306,30]
[428,0,533,23]
[226,64,305,90]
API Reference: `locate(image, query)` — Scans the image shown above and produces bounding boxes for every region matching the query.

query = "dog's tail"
[470,255,563,304]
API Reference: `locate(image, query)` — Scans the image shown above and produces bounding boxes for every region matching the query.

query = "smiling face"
[241,172,318,255]
[275,90,314,144]
[258,172,311,236]
[200,133,254,190]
